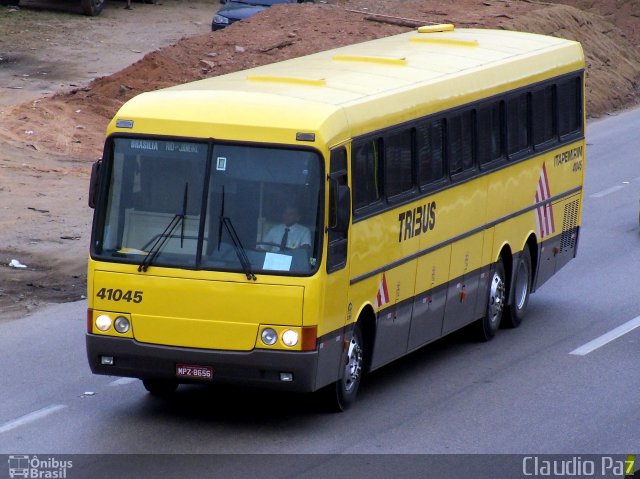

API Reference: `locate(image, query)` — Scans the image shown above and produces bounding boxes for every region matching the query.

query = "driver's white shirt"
[263,223,311,251]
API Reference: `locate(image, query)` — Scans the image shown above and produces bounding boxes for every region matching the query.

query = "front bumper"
[86,334,319,392]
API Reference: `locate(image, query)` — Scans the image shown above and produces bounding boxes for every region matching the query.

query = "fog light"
[280,372,293,382]
[100,356,114,365]
[114,316,130,334]
[261,328,277,346]
[95,314,112,332]
[282,329,299,347]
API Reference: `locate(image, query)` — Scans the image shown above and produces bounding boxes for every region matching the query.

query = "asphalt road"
[1,107,639,476]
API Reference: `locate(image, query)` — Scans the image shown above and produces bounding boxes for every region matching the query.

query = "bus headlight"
[282,329,299,347]
[114,316,130,334]
[261,328,277,346]
[95,314,112,332]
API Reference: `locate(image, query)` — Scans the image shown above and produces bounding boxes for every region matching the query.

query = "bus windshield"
[95,137,323,276]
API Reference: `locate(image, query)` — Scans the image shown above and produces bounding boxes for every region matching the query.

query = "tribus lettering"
[398,201,436,242]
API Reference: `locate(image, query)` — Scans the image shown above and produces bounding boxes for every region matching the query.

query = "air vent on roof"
[246,75,326,87]
[418,24,455,33]
[410,37,478,47]
[412,23,477,47]
[332,55,407,66]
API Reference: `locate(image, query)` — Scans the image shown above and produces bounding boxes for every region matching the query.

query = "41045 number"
[96,288,143,303]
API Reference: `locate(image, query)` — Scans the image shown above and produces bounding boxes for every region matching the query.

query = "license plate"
[176,364,213,381]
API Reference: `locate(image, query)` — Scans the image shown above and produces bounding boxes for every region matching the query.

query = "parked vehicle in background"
[212,0,313,31]
[80,0,105,15]
[0,0,154,16]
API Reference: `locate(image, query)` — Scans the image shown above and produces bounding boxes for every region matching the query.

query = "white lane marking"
[109,377,138,387]
[570,315,640,356]
[0,404,67,434]
[590,185,624,198]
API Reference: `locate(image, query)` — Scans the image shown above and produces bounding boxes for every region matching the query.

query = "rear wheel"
[476,257,506,341]
[142,378,178,397]
[502,246,532,328]
[325,324,364,412]
[81,0,105,16]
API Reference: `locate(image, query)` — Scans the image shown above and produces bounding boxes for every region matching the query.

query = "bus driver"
[260,205,311,252]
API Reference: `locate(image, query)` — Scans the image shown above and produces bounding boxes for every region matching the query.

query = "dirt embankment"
[1,0,640,319]
[2,0,640,161]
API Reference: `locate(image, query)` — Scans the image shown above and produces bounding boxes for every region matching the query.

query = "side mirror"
[329,179,350,233]
[88,160,102,209]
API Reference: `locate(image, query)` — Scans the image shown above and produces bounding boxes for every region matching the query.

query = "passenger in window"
[259,205,311,252]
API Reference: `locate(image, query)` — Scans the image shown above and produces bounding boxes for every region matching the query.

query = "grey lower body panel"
[534,225,580,291]
[86,334,320,392]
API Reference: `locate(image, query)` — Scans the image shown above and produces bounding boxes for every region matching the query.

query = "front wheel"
[502,246,532,328]
[81,0,105,16]
[325,324,364,412]
[142,378,178,398]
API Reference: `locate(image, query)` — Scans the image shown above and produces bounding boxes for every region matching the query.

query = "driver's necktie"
[279,228,290,251]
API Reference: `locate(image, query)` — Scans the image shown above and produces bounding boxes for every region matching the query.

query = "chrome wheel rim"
[343,334,363,393]
[514,259,529,310]
[487,271,505,326]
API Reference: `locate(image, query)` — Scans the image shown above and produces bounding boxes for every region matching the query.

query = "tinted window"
[352,139,381,210]
[97,140,324,276]
[506,93,530,156]
[532,85,556,147]
[558,77,581,136]
[327,147,348,273]
[98,139,208,269]
[448,110,475,175]
[477,101,504,165]
[417,119,445,186]
[328,147,348,225]
[204,144,323,275]
[385,129,414,198]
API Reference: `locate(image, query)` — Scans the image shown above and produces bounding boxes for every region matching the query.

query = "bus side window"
[384,128,414,200]
[558,76,582,137]
[477,101,505,166]
[506,92,531,158]
[417,118,445,188]
[328,147,348,273]
[447,109,475,177]
[532,85,557,148]
[352,138,382,212]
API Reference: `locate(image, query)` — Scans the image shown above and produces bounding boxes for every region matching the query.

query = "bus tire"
[81,0,105,16]
[503,246,532,328]
[142,378,178,397]
[327,323,364,412]
[477,257,506,341]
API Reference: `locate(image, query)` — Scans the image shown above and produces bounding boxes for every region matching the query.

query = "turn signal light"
[300,326,317,351]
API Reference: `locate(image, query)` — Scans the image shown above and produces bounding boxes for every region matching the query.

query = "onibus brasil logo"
[8,455,72,478]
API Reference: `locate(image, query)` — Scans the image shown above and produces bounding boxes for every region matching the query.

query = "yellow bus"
[86,24,585,410]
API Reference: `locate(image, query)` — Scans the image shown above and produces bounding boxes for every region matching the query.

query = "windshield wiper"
[218,186,256,280]
[138,183,188,272]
